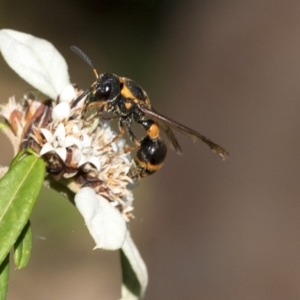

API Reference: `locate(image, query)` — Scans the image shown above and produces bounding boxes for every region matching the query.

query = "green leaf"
[9,150,26,168]
[14,221,32,269]
[0,254,9,300]
[120,234,148,300]
[0,155,45,265]
[10,149,37,168]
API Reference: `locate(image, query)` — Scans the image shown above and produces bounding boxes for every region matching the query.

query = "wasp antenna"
[93,68,99,78]
[70,45,97,70]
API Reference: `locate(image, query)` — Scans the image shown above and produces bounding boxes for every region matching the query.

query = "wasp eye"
[95,82,112,101]
[91,73,120,102]
[103,83,111,94]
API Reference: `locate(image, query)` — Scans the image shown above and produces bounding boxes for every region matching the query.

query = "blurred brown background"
[1,0,300,299]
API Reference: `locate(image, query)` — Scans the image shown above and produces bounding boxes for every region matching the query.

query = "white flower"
[40,123,80,161]
[76,133,101,170]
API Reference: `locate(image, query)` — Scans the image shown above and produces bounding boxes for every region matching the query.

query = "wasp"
[70,46,229,179]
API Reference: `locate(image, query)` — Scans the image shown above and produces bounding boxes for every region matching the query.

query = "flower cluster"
[0,85,135,219]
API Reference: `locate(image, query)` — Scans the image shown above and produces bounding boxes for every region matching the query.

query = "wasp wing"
[139,105,229,160]
[157,120,183,154]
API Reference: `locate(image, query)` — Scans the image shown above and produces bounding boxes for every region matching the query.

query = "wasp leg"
[109,118,126,144]
[110,118,139,145]
[119,119,141,153]
[124,120,141,146]
[101,115,119,121]
[104,118,138,152]
[95,119,125,154]
[94,118,138,154]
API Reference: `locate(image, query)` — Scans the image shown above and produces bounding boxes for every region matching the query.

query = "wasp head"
[90,73,121,104]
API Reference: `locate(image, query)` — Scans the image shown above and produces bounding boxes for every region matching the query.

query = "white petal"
[71,148,82,164]
[59,84,77,103]
[75,187,127,250]
[54,123,66,140]
[52,102,71,122]
[98,173,108,182]
[87,156,101,171]
[64,136,82,149]
[55,147,67,161]
[40,128,54,143]
[40,143,54,156]
[81,133,92,148]
[120,232,148,299]
[0,29,70,99]
[111,142,118,152]
[71,124,80,134]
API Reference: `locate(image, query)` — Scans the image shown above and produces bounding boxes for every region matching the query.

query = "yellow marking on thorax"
[121,84,134,99]
[125,102,132,110]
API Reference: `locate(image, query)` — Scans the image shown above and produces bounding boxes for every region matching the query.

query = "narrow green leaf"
[9,150,26,168]
[10,150,38,168]
[120,234,148,300]
[0,155,45,265]
[14,221,32,269]
[0,254,9,300]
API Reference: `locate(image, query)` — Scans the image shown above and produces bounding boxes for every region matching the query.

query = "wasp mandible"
[70,46,229,179]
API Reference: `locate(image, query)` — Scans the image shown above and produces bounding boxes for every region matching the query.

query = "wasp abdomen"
[131,136,167,178]
[129,120,167,179]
